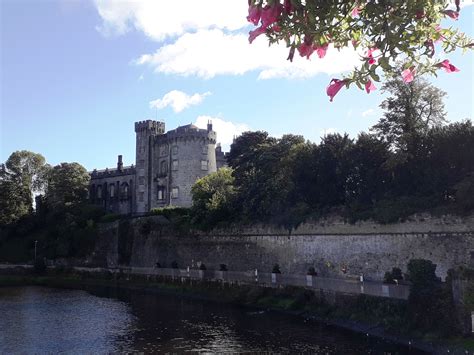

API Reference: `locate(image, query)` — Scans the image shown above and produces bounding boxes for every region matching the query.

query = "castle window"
[138,192,144,202]
[202,145,207,154]
[109,184,115,198]
[157,186,165,200]
[96,185,102,199]
[172,160,178,171]
[121,183,129,197]
[138,176,145,185]
[172,146,178,155]
[139,159,145,168]
[201,160,208,171]
[171,187,179,199]
[160,160,167,174]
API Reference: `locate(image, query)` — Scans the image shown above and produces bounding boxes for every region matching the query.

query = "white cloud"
[194,115,250,150]
[150,90,211,113]
[362,108,376,117]
[94,0,247,40]
[136,29,360,79]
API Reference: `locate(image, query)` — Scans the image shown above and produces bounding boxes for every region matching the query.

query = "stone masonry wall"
[94,214,474,281]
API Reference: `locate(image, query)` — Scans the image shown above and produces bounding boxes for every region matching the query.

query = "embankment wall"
[90,214,474,280]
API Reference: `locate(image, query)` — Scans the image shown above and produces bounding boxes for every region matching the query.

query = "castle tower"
[134,120,165,213]
[152,123,217,208]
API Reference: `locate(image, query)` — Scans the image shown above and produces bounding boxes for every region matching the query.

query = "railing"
[73,266,410,300]
[0,264,409,300]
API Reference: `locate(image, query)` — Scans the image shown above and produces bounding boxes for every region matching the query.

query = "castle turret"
[117,155,123,171]
[134,120,165,213]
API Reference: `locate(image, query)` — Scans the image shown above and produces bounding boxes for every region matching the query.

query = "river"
[0,286,425,354]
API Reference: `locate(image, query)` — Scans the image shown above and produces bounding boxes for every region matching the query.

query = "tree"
[247,0,472,99]
[0,151,50,225]
[191,167,236,226]
[46,162,90,208]
[371,76,447,152]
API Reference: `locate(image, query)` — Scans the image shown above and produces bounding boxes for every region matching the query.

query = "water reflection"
[0,286,425,354]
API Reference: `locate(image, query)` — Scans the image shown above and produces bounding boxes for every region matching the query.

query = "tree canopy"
[46,162,90,208]
[247,0,472,100]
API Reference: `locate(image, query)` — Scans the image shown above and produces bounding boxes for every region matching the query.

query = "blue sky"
[1,0,473,171]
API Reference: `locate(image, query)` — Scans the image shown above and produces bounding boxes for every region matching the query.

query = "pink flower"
[247,5,261,25]
[401,68,415,83]
[326,79,346,102]
[298,42,315,59]
[351,4,360,17]
[284,0,293,14]
[365,80,376,94]
[366,48,377,65]
[248,26,266,44]
[415,10,425,19]
[442,10,459,20]
[315,43,329,59]
[435,59,460,73]
[261,3,283,28]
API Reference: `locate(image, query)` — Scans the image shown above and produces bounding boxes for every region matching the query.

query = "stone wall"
[93,214,474,281]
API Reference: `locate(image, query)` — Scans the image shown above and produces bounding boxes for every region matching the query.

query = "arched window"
[109,184,115,198]
[161,160,167,174]
[96,185,102,199]
[121,182,129,198]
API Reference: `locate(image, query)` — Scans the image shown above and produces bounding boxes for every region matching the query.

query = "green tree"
[371,77,447,153]
[191,167,236,227]
[46,162,90,208]
[0,151,50,225]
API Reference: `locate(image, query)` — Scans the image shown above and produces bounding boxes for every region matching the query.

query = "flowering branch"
[247,0,473,101]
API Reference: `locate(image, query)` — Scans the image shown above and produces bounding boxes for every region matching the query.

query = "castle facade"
[89,120,227,214]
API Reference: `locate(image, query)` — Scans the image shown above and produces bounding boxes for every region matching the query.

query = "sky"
[1,0,473,171]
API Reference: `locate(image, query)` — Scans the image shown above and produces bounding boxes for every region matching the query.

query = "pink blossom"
[298,42,315,59]
[442,10,459,20]
[247,5,261,25]
[315,43,329,59]
[366,48,377,65]
[435,59,460,73]
[351,4,360,17]
[365,80,376,94]
[401,68,415,83]
[284,0,293,14]
[415,10,425,19]
[326,79,346,102]
[261,3,283,28]
[248,26,266,44]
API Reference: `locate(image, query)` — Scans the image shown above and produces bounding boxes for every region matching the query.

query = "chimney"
[117,155,123,171]
[207,119,213,132]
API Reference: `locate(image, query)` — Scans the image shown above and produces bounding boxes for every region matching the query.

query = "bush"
[219,263,228,271]
[99,213,122,223]
[171,261,178,269]
[199,263,207,271]
[272,264,281,274]
[383,267,403,284]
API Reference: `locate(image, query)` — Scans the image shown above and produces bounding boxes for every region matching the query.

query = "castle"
[88,120,227,214]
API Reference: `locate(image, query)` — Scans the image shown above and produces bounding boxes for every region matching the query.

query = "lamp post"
[34,240,38,262]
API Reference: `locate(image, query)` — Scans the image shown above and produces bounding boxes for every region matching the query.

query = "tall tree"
[371,77,447,153]
[0,151,49,225]
[46,162,90,208]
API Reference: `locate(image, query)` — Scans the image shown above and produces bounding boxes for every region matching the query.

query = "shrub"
[383,267,403,284]
[219,263,228,271]
[171,261,178,269]
[199,263,207,271]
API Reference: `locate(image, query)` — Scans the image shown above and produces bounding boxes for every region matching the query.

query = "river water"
[0,286,424,354]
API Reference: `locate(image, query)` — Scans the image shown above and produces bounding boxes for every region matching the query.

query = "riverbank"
[0,271,471,354]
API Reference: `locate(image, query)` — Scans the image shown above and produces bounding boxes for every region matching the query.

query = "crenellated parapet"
[134,120,165,134]
[90,165,135,179]
[158,124,217,145]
